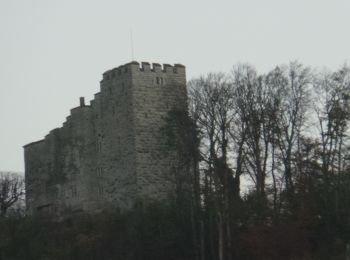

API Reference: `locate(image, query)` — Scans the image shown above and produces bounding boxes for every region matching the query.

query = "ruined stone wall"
[24,61,187,217]
[24,105,96,217]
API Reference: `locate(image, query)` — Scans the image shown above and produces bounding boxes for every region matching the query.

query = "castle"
[24,61,187,217]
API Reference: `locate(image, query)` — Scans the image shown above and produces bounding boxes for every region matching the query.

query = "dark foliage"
[0,203,194,260]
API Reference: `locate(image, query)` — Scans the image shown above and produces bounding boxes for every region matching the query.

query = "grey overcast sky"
[1,0,350,172]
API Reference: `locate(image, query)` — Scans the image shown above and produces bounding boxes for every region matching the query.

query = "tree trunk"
[218,212,224,260]
[200,220,206,260]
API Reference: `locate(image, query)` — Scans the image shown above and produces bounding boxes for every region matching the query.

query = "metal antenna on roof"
[130,28,134,61]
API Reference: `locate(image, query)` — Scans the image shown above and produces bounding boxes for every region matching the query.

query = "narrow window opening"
[98,185,104,195]
[72,186,78,197]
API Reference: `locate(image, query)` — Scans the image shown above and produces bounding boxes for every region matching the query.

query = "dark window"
[72,186,78,197]
[97,167,103,177]
[98,185,104,195]
[96,167,101,177]
[156,77,164,85]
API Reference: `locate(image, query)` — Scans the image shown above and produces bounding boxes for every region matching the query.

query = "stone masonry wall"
[131,62,187,201]
[24,61,187,217]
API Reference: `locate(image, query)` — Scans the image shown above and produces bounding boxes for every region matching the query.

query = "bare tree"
[313,66,350,223]
[231,64,271,201]
[0,172,25,217]
[189,72,235,260]
[266,62,311,206]
[313,66,350,179]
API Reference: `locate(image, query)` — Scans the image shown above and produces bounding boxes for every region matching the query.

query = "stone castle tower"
[24,61,187,217]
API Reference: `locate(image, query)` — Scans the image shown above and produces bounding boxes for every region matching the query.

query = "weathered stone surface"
[24,61,187,218]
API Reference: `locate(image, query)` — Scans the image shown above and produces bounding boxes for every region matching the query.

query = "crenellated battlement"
[101,61,185,81]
